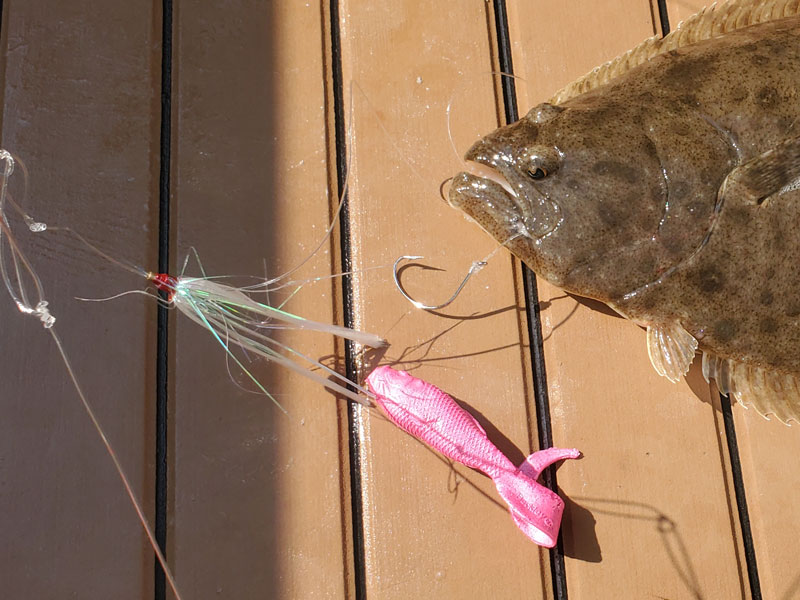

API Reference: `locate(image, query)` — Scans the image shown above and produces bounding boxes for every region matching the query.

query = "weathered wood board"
[0,1,795,598]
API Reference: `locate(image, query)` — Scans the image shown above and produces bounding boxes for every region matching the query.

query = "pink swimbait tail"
[366,365,580,548]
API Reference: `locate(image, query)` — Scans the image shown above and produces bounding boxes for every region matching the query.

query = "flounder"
[448,0,800,423]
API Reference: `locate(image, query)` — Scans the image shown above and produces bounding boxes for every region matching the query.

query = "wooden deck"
[1,1,797,598]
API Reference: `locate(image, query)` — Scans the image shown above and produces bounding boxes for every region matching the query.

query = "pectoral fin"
[722,136,800,205]
[646,322,698,383]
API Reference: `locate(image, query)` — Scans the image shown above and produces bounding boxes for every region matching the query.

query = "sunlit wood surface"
[0,1,796,598]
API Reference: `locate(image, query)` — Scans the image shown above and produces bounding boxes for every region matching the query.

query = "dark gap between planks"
[721,397,762,599]
[155,0,173,598]
[328,1,368,598]
[492,2,569,599]
[657,0,671,36]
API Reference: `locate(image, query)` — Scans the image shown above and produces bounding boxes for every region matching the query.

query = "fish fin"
[721,136,800,204]
[702,352,800,424]
[551,0,800,104]
[646,322,698,383]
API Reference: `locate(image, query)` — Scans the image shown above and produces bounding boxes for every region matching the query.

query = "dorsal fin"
[702,352,800,424]
[550,0,800,105]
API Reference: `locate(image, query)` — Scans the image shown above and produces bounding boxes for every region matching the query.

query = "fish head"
[449,101,672,302]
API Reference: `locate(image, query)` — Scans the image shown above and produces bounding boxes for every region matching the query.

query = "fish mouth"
[448,160,561,242]
[448,161,527,240]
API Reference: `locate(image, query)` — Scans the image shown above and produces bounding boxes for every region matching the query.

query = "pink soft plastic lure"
[366,365,580,548]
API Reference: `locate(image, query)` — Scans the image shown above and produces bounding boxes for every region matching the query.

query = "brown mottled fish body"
[573,17,800,367]
[449,2,800,422]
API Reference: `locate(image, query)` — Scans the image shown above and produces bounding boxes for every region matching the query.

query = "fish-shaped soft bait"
[448,0,800,423]
[366,365,580,547]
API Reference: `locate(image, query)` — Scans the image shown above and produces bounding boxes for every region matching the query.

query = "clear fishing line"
[0,150,185,600]
[0,140,385,600]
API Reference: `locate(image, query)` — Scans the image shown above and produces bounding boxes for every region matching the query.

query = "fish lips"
[448,163,562,244]
[448,170,526,240]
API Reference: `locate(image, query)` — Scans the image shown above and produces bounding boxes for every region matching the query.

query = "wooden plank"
[170,2,351,598]
[667,0,707,25]
[338,1,551,597]
[663,1,800,597]
[0,1,159,597]
[507,1,748,597]
[735,415,800,599]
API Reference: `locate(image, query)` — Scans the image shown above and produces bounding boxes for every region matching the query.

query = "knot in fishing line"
[26,218,47,233]
[19,299,55,328]
[33,300,55,328]
[0,149,13,175]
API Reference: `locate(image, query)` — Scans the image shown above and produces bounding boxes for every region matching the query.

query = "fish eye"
[528,167,547,180]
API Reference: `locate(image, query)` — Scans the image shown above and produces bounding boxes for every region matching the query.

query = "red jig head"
[148,272,178,301]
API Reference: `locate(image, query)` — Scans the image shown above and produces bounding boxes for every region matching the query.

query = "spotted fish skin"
[448,10,800,419]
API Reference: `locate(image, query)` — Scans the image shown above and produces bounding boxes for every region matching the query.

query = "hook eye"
[393,255,487,311]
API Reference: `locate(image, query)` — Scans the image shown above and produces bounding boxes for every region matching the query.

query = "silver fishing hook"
[393,255,487,311]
